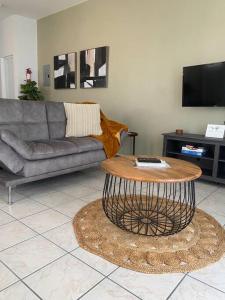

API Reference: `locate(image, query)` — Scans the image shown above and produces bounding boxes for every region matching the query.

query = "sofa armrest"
[1,129,32,160]
[0,139,24,174]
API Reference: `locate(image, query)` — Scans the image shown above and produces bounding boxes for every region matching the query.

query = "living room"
[0,0,225,299]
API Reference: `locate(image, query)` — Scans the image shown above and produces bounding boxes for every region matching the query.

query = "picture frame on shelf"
[205,124,225,139]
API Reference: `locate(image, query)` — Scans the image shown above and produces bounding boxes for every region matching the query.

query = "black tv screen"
[182,61,225,107]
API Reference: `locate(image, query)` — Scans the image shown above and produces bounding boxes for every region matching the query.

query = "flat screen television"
[182,61,225,107]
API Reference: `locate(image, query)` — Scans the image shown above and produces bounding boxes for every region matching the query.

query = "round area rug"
[73,199,225,274]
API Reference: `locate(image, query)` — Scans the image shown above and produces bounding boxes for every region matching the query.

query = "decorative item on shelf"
[181,145,206,157]
[176,129,183,135]
[205,124,225,139]
[18,68,44,101]
[80,46,109,88]
[54,52,77,89]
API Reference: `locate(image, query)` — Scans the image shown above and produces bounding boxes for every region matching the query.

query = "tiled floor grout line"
[69,251,112,278]
[0,194,109,282]
[29,199,86,219]
[77,278,107,300]
[0,212,73,253]
[22,206,72,222]
[2,186,224,218]
[19,252,68,281]
[21,188,102,219]
[106,266,120,276]
[77,266,142,300]
[0,217,75,253]
[166,273,187,299]
[0,176,224,299]
[196,187,221,206]
[1,207,141,300]
[0,206,50,224]
[18,217,71,236]
[107,277,143,300]
[0,260,43,299]
[39,220,73,235]
[0,279,21,294]
[0,233,39,253]
[0,192,75,219]
[0,260,21,292]
[0,211,110,280]
[19,280,44,300]
[2,200,209,300]
[187,274,225,295]
[11,243,117,300]
[101,265,142,298]
[0,219,16,227]
[10,181,101,203]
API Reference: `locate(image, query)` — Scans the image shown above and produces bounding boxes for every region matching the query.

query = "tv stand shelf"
[162,132,225,184]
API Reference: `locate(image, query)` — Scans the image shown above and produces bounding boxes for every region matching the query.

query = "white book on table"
[135,159,170,168]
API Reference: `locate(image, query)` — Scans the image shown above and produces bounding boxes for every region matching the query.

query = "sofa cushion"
[0,98,23,138]
[21,101,49,141]
[1,129,103,160]
[0,99,49,141]
[20,150,106,177]
[45,101,66,139]
[0,140,24,174]
[63,137,103,153]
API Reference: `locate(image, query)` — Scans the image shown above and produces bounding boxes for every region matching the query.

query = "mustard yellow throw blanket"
[81,102,128,158]
[93,110,128,158]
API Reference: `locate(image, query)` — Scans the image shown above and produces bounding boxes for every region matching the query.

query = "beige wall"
[37,0,225,155]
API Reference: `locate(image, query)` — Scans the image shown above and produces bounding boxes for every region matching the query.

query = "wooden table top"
[101,156,202,183]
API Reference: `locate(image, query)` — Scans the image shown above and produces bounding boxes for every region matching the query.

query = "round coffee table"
[101,156,202,236]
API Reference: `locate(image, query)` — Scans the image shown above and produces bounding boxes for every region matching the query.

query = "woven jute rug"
[73,199,225,274]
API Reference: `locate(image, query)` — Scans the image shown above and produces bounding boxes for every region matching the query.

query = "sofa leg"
[8,186,12,205]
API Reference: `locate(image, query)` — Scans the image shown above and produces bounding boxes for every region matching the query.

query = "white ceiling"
[0,0,87,21]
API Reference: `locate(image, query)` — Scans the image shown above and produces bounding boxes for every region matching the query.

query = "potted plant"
[18,68,44,100]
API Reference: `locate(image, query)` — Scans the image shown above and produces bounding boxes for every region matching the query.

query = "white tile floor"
[0,168,224,300]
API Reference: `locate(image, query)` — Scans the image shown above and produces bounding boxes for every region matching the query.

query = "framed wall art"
[54,52,77,89]
[80,46,108,88]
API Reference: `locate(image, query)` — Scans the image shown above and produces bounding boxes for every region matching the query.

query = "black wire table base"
[102,174,196,236]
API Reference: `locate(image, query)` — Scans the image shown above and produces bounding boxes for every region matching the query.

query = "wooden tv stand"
[162,132,225,184]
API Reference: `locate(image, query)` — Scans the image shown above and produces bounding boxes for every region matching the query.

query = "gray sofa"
[0,99,125,204]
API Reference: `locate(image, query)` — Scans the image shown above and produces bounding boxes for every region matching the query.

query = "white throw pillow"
[64,103,102,137]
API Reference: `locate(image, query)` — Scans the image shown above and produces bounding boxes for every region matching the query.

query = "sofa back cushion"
[0,99,49,141]
[21,101,49,141]
[45,101,66,139]
[0,98,23,137]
